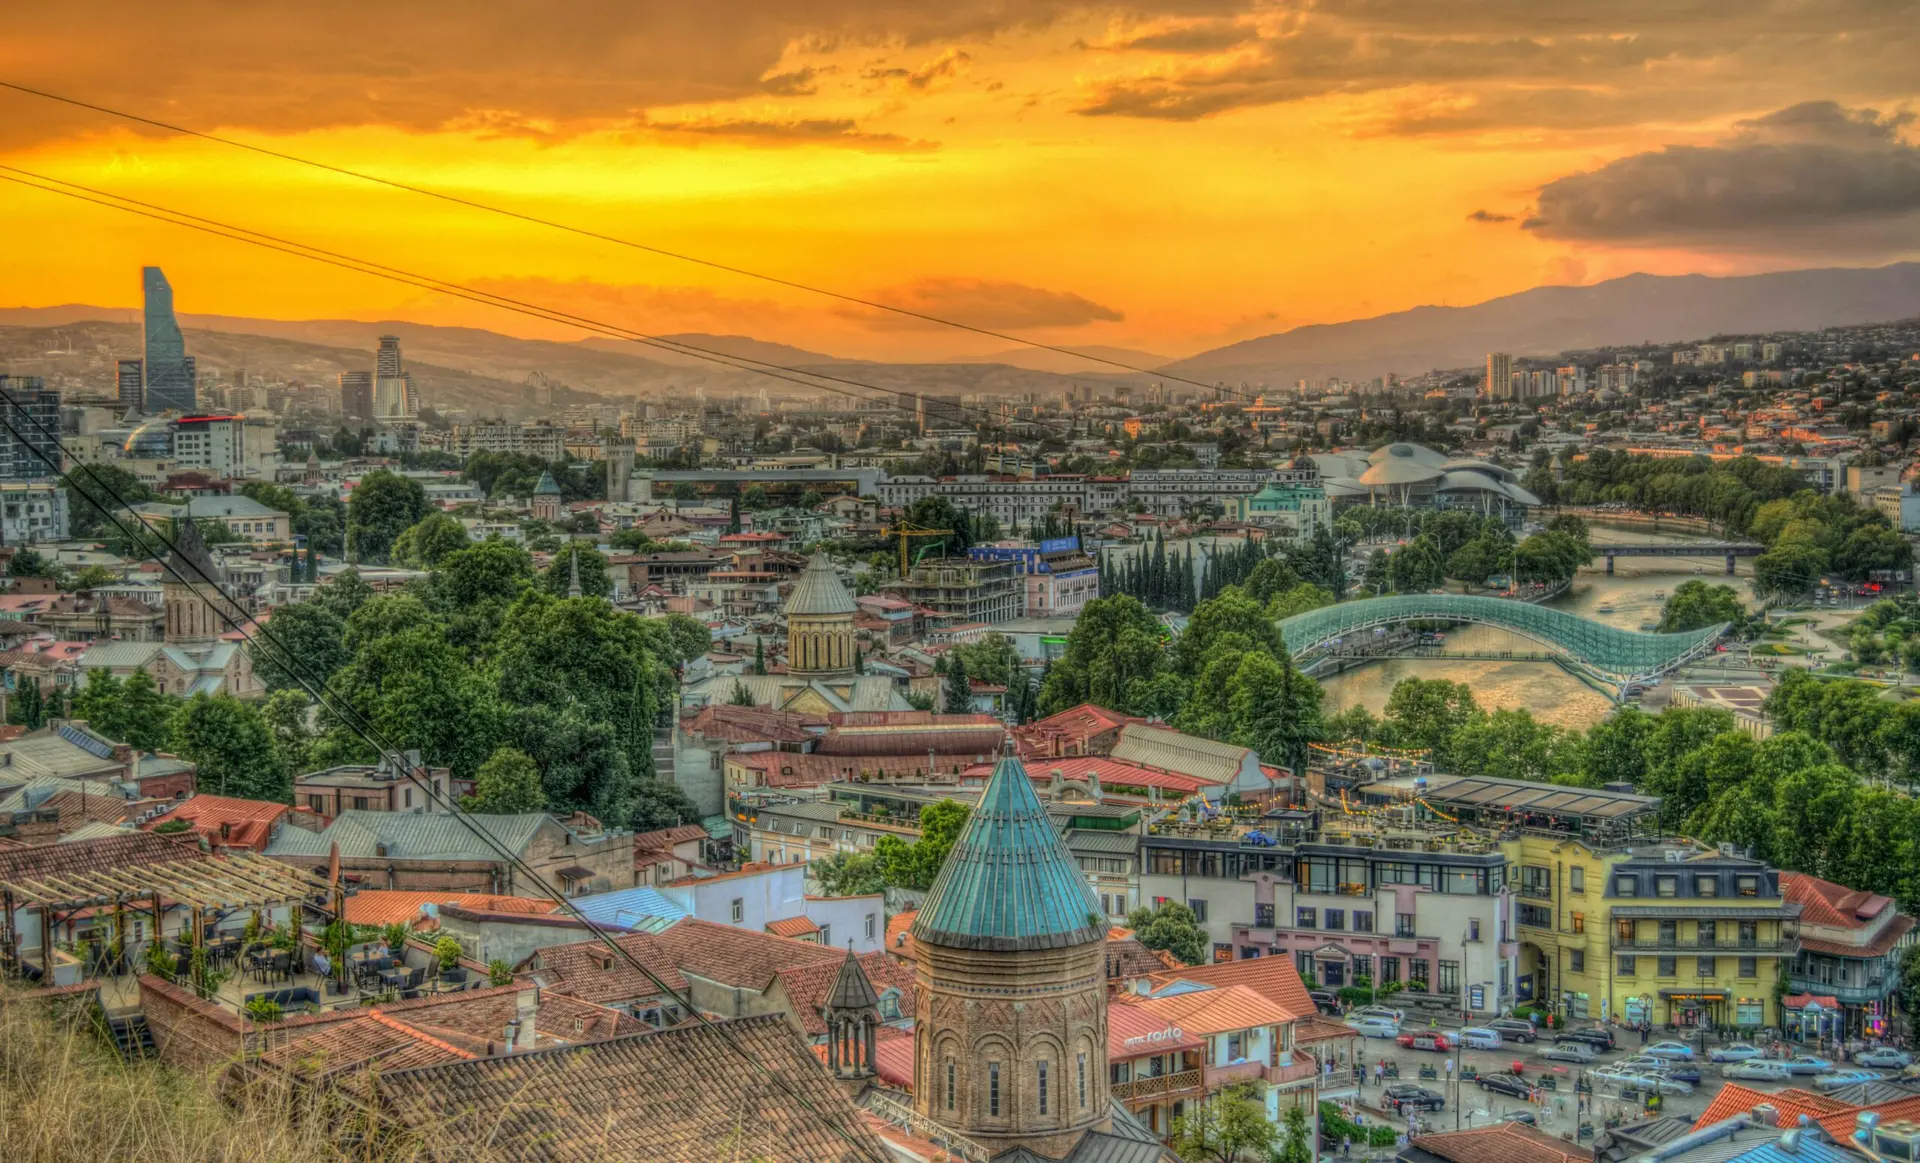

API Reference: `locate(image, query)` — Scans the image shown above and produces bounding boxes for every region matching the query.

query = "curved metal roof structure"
[1278,595,1726,680]
[784,552,858,617]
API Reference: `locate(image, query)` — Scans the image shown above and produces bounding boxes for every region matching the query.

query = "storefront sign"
[1122,1027,1187,1049]
[1469,986,1484,1010]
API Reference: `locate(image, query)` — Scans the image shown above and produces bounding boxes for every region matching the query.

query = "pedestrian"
[1375,1062,1384,1087]
[1343,1136,1352,1157]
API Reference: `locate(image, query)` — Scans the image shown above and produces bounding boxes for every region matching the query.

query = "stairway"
[106,1013,154,1059]
[651,726,676,783]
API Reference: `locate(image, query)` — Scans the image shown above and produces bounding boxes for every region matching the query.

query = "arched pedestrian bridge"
[1278,595,1727,690]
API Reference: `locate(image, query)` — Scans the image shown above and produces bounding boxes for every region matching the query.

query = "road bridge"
[1278,594,1727,696]
[1587,541,1763,574]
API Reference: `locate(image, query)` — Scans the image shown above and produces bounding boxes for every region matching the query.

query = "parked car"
[1554,1027,1616,1052]
[1540,1041,1597,1064]
[1786,1056,1835,1076]
[1309,990,1340,1015]
[1500,1111,1537,1126]
[1456,1027,1504,1051]
[1710,1043,1764,1064]
[1398,1032,1451,1053]
[1616,1057,1702,1084]
[1353,1005,1406,1023]
[1857,1048,1913,1069]
[1347,1016,1401,1038]
[1813,1070,1884,1092]
[1643,1041,1695,1062]
[1722,1060,1796,1083]
[1488,1019,1538,1044]
[1384,1084,1445,1113]
[1478,1072,1533,1099]
[1592,1067,1694,1097]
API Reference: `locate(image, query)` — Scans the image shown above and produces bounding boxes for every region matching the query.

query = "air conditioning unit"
[1872,1120,1920,1161]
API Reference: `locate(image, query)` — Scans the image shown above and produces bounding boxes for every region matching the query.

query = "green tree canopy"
[170,693,285,801]
[346,471,429,563]
[466,746,546,814]
[1126,900,1207,967]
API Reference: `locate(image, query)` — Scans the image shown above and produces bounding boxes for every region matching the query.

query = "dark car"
[1478,1073,1533,1099]
[1384,1084,1445,1113]
[1487,1019,1538,1044]
[1309,990,1340,1015]
[1554,1027,1616,1051]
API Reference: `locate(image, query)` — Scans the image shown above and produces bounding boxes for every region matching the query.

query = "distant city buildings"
[0,374,64,481]
[141,266,197,413]
[1485,351,1513,400]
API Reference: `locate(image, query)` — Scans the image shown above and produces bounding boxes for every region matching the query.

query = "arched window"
[945,1058,956,1110]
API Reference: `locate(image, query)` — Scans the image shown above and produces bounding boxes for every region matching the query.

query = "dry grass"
[0,993,356,1163]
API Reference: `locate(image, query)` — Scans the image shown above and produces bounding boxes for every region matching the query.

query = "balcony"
[1204,1060,1268,1088]
[1786,978,1896,1006]
[1611,936,1795,954]
[1112,1068,1204,1103]
[1269,1054,1320,1087]
[1518,885,1554,901]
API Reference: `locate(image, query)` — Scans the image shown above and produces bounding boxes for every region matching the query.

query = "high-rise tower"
[1484,352,1513,401]
[116,359,144,414]
[142,267,197,413]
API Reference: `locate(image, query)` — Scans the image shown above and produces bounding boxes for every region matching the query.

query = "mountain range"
[4,262,1917,411]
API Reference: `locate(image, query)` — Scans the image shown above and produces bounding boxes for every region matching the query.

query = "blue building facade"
[142,266,197,413]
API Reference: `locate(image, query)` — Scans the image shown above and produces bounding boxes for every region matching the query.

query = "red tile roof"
[531,931,690,1004]
[969,753,1216,795]
[1783,872,1897,928]
[140,794,293,851]
[339,891,561,926]
[651,917,846,992]
[632,824,708,851]
[775,951,917,1036]
[1693,1083,1852,1131]
[766,916,821,938]
[1144,955,1318,1022]
[1108,999,1207,1059]
[1128,984,1295,1036]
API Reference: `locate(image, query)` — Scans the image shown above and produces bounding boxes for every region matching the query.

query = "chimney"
[1088,772,1103,803]
[517,987,538,1048]
[503,1019,519,1054]
[1049,768,1064,796]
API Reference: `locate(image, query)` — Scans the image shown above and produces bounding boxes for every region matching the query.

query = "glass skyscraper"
[142,266,197,413]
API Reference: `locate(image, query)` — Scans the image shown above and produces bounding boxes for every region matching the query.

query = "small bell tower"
[824,944,880,1082]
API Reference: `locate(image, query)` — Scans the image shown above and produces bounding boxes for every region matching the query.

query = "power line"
[0,164,1075,442]
[0,78,1267,402]
[0,399,887,1160]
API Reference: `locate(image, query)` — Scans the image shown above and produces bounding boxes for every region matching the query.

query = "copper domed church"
[908,754,1174,1162]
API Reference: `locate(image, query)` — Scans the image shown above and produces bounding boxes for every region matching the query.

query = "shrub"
[434,936,463,971]
[243,997,283,1023]
[383,922,411,953]
[487,959,513,987]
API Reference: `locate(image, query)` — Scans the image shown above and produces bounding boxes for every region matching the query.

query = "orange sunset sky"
[2,2,1917,361]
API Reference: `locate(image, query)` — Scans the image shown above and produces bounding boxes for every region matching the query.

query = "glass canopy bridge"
[1278,595,1728,698]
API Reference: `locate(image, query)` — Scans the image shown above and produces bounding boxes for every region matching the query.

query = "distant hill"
[946,344,1172,375]
[575,333,852,368]
[1167,262,1920,384]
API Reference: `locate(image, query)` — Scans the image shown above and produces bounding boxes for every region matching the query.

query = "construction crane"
[882,521,954,579]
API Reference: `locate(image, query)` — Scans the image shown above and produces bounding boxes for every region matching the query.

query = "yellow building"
[1507,831,1634,1022]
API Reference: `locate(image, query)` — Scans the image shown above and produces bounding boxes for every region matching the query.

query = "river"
[1315,524,1760,730]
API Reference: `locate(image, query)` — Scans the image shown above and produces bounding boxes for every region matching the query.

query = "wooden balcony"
[1203,1059,1268,1088]
[1112,1068,1204,1103]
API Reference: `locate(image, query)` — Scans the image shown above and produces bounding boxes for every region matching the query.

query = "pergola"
[0,847,327,992]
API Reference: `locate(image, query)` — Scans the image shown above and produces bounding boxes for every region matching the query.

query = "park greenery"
[1658,580,1750,633]
[1126,899,1208,967]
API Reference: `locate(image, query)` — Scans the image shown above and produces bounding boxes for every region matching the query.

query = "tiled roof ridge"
[374,1011,792,1079]
[364,1009,482,1060]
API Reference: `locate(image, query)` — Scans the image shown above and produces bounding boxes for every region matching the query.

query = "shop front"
[1659,989,1728,1029]
[1783,994,1844,1043]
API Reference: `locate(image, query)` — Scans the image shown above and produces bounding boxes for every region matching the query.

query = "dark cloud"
[1083,19,1261,53]
[640,116,936,150]
[1523,101,1920,245]
[848,277,1124,329]
[1467,209,1514,223]
[861,49,972,90]
[759,67,822,96]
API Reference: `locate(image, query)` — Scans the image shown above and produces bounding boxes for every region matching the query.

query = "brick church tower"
[911,754,1112,1159]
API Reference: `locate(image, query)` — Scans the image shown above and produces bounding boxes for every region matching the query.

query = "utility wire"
[0,164,1075,442]
[0,78,1268,402]
[0,396,888,1161]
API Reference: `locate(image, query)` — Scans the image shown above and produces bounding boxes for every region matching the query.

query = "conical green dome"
[911,754,1104,952]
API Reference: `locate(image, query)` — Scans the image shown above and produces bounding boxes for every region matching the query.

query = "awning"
[1658,989,1729,999]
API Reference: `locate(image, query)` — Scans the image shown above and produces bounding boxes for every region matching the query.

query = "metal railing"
[1612,936,1795,953]
[864,1095,991,1163]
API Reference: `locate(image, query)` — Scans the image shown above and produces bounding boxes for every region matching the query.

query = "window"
[1572,911,1586,934]
[1615,876,1637,897]
[1352,955,1372,982]
[1353,910,1374,933]
[403,787,412,808]
[1254,904,1275,928]
[1395,913,1416,938]
[730,898,744,923]
[820,925,831,946]
[1038,1061,1049,1115]
[989,1062,1001,1116]
[1409,960,1430,989]
[946,1060,956,1109]
[1520,866,1552,897]
[865,914,876,940]
[1656,876,1678,898]
[1659,920,1678,945]
[1188,899,1209,923]
[1469,918,1481,942]
[1696,877,1718,898]
[1325,909,1345,931]
[1736,998,1765,1026]
[1379,956,1400,984]
[1518,903,1552,928]
[352,795,370,811]
[1227,1032,1245,1061]
[1079,1052,1088,1108]
[1618,955,1637,976]
[1438,961,1460,995]
[1657,956,1677,977]
[1736,877,1759,897]
[1698,957,1716,977]
[1699,920,1718,944]
[1296,907,1317,929]
[1571,950,1585,973]
[1570,866,1585,893]
[307,795,327,814]
[1739,957,1758,978]
[1296,950,1313,976]
[1739,921,1758,947]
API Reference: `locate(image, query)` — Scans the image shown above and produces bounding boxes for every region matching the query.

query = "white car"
[1787,1056,1834,1075]
[1591,1067,1693,1097]
[1643,1041,1695,1061]
[1353,1005,1406,1024]
[1857,1049,1913,1069]
[1710,1043,1764,1064]
[1347,1016,1401,1038]
[1540,1042,1596,1064]
[1456,1027,1504,1051]
[1813,1070,1883,1091]
[1722,1060,1796,1083]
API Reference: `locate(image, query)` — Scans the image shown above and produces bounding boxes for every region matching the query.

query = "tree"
[65,462,155,538]
[326,625,500,780]
[728,680,757,706]
[1382,678,1479,765]
[1170,1085,1277,1163]
[466,746,546,814]
[262,688,316,778]
[72,669,176,751]
[540,546,612,598]
[310,567,375,621]
[875,800,970,890]
[1276,1104,1313,1163]
[346,470,428,563]
[6,677,44,730]
[1036,594,1168,717]
[942,652,972,714]
[170,693,285,801]
[1126,900,1206,967]
[630,777,702,832]
[950,633,1019,688]
[812,851,887,897]
[1659,580,1748,632]
[389,511,472,568]
[67,564,119,592]
[249,600,351,692]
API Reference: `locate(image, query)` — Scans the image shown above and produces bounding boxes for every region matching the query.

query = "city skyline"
[2,4,1917,362]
